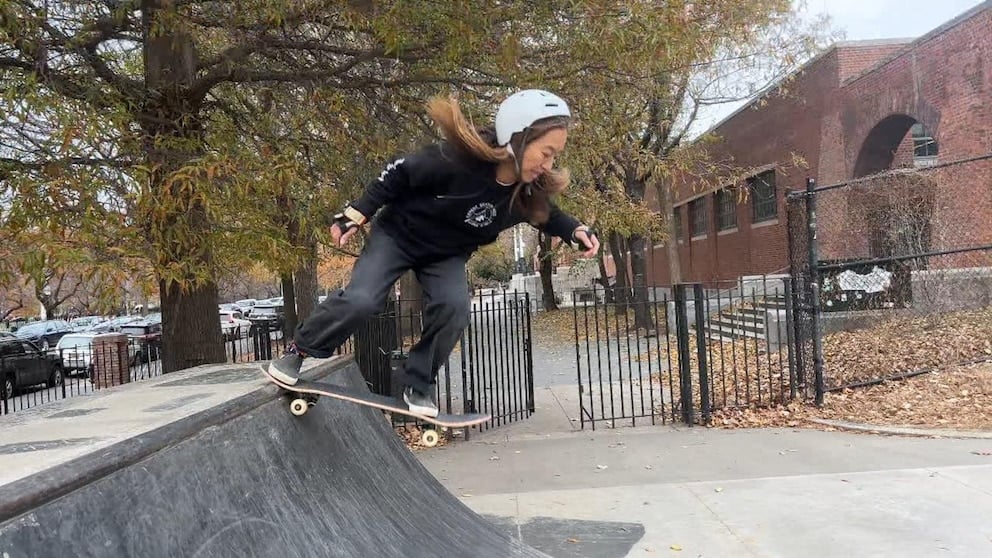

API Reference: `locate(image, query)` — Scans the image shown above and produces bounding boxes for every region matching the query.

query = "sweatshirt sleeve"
[350,155,414,220]
[541,201,582,242]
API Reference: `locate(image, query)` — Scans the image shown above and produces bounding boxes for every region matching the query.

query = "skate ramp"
[0,359,546,557]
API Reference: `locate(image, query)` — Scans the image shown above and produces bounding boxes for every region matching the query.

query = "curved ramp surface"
[0,360,546,558]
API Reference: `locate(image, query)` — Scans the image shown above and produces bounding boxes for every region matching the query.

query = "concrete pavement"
[419,386,992,557]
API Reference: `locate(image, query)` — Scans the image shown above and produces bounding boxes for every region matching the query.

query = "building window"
[715,188,737,231]
[689,197,707,237]
[749,170,777,223]
[911,122,938,165]
[672,207,683,241]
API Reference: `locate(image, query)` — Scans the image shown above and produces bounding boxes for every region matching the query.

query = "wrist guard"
[333,206,367,233]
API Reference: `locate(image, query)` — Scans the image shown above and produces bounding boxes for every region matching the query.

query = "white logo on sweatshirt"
[465,202,497,228]
[377,158,405,182]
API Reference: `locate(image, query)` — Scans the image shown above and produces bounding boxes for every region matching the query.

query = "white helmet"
[494,89,571,146]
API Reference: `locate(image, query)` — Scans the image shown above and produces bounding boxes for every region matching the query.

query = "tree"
[537,232,559,311]
[217,263,279,302]
[468,242,514,287]
[0,1,555,372]
[526,1,829,329]
[0,276,34,321]
[2,1,830,370]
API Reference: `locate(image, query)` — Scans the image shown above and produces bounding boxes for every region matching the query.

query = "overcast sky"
[808,0,984,41]
[693,0,986,133]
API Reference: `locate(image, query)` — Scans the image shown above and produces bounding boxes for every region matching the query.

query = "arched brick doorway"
[852,114,939,178]
[849,115,938,261]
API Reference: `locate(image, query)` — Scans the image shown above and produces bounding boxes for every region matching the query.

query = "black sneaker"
[265,352,303,385]
[403,386,439,418]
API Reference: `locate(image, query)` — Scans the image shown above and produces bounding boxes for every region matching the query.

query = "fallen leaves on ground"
[822,306,992,388]
[531,308,584,344]
[585,301,992,431]
[711,362,992,432]
[394,422,450,450]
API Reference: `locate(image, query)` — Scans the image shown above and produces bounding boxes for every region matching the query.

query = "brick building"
[647,2,992,285]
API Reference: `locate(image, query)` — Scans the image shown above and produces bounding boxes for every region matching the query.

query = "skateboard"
[261,368,490,447]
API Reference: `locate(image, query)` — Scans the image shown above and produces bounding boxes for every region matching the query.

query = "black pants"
[293,227,470,394]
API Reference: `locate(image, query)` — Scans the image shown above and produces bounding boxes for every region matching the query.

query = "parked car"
[235,299,257,316]
[248,304,285,334]
[143,312,162,325]
[0,338,63,398]
[69,315,107,331]
[12,319,73,351]
[56,333,140,376]
[84,315,143,334]
[119,320,162,363]
[219,310,251,341]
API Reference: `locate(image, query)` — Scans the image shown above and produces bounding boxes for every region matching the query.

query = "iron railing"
[353,291,535,436]
[572,276,798,429]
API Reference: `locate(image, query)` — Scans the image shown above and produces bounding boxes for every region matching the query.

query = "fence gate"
[573,278,801,430]
[571,286,677,429]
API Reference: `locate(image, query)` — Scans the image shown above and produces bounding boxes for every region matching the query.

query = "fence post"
[783,280,798,400]
[459,331,472,441]
[524,292,535,414]
[785,190,806,394]
[673,284,694,426]
[692,284,710,425]
[1,356,8,415]
[805,178,826,405]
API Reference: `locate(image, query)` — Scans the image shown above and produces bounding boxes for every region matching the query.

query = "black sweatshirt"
[351,143,581,260]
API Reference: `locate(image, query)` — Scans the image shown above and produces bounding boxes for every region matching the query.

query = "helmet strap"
[511,127,532,183]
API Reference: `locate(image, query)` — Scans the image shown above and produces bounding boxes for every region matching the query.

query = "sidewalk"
[420,386,992,557]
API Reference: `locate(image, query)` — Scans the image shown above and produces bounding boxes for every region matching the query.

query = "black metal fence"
[787,154,992,395]
[0,292,533,437]
[1,337,163,415]
[353,291,535,436]
[572,277,796,429]
[222,320,291,364]
[1,323,288,416]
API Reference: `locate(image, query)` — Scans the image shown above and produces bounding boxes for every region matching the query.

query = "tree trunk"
[294,239,319,324]
[596,250,615,303]
[159,278,223,373]
[608,231,631,307]
[281,273,297,339]
[628,233,655,332]
[142,3,224,372]
[398,270,424,343]
[538,232,558,311]
[657,182,682,284]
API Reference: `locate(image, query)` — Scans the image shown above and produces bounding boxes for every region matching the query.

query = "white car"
[220,310,251,341]
[56,333,139,376]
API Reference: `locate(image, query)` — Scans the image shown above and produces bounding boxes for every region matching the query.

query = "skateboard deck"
[261,367,490,428]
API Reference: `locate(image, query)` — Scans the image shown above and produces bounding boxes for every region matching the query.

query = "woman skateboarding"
[264,89,600,417]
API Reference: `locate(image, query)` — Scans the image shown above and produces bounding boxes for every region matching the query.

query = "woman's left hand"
[572,226,600,258]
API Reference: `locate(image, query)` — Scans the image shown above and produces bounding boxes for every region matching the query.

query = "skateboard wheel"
[290,398,309,416]
[421,429,439,447]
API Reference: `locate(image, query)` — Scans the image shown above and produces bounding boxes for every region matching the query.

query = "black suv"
[248,304,285,335]
[12,319,73,351]
[0,338,64,399]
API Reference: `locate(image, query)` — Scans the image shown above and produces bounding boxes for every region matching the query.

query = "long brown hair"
[426,96,570,225]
